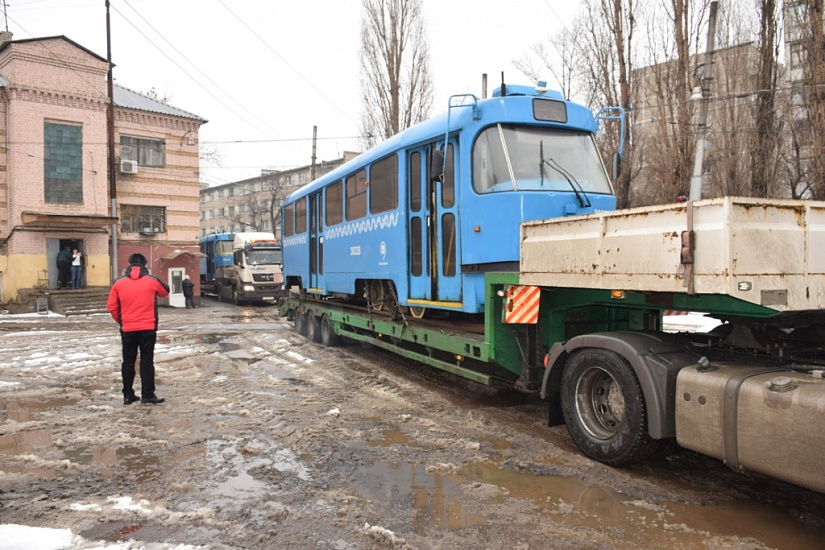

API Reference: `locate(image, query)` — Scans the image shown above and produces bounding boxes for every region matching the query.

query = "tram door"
[407,142,461,305]
[309,192,324,291]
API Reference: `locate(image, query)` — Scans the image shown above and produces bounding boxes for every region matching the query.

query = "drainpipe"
[106,0,118,282]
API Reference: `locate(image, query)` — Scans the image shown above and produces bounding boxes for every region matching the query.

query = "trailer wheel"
[561,349,656,465]
[408,306,426,319]
[295,310,308,336]
[305,311,321,342]
[320,314,340,347]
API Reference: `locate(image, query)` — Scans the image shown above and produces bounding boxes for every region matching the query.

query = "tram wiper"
[543,157,591,208]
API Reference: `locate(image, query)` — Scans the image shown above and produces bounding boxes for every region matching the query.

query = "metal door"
[309,192,324,291]
[407,141,461,305]
[168,267,185,308]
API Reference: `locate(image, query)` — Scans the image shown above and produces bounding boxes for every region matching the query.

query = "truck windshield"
[246,249,282,266]
[472,125,612,194]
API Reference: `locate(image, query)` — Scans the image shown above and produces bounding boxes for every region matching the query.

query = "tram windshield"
[472,125,613,194]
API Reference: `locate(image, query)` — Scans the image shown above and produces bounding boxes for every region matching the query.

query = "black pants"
[57,262,71,288]
[184,294,195,308]
[121,330,158,398]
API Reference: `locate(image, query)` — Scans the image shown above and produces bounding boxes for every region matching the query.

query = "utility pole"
[689,1,719,201]
[106,0,118,281]
[310,125,317,181]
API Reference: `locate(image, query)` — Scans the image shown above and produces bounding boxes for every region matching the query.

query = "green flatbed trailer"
[282,197,825,494]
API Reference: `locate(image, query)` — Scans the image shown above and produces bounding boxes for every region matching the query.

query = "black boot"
[141,394,165,404]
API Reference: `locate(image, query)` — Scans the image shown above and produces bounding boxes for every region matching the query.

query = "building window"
[120,135,165,167]
[44,122,83,204]
[120,205,166,234]
[218,207,225,217]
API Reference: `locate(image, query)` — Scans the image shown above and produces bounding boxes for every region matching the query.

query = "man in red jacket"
[107,253,170,405]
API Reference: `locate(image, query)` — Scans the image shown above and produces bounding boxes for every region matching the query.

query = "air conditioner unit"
[120,160,139,174]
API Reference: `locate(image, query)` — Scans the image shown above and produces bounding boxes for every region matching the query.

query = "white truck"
[215,232,283,305]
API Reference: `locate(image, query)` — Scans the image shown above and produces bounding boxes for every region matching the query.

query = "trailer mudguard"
[541,331,700,439]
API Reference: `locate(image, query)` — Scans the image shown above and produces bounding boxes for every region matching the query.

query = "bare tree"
[224,173,289,236]
[359,0,433,147]
[748,0,781,197]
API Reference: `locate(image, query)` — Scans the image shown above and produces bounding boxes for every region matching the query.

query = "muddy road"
[1,302,824,549]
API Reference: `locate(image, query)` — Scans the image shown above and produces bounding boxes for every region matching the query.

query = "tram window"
[369,155,398,214]
[283,203,294,237]
[533,98,567,123]
[409,151,421,212]
[326,180,343,226]
[441,212,456,277]
[296,199,307,233]
[442,144,455,208]
[411,217,422,276]
[346,169,367,221]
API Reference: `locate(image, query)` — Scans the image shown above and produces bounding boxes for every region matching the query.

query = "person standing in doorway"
[107,253,170,405]
[181,274,196,309]
[56,246,71,289]
[70,248,82,289]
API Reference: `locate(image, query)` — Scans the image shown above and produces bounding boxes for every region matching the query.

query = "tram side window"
[442,143,455,208]
[409,151,421,212]
[369,155,398,214]
[283,203,294,237]
[346,169,367,221]
[296,199,307,233]
[326,180,343,226]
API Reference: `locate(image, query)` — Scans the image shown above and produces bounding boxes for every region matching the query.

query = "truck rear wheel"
[561,349,657,465]
[306,312,321,342]
[320,314,340,347]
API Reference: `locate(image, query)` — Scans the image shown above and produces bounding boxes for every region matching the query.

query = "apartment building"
[200,152,358,239]
[0,35,206,304]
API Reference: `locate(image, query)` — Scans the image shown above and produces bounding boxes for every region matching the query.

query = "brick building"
[200,152,358,239]
[0,35,206,305]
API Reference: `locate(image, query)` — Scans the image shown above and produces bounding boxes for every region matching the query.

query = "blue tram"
[199,233,234,295]
[281,84,617,316]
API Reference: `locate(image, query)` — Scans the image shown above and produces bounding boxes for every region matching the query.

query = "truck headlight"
[243,285,255,292]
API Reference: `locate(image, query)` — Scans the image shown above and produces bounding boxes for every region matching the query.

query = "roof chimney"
[0,31,12,45]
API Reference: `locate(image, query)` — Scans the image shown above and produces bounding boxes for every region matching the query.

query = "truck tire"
[232,287,242,306]
[320,314,341,347]
[561,348,657,465]
[295,310,308,336]
[306,312,321,343]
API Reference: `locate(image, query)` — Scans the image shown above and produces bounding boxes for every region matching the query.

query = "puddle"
[0,428,52,455]
[350,459,825,547]
[351,461,485,534]
[367,429,415,448]
[0,394,79,422]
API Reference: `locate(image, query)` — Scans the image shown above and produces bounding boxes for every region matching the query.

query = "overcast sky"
[8,0,582,186]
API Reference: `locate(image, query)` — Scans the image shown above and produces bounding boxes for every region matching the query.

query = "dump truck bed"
[520,197,825,312]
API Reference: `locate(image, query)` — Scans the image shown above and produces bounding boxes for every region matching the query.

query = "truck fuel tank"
[676,363,825,493]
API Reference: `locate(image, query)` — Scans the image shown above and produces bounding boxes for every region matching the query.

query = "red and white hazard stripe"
[504,285,541,324]
[663,310,689,316]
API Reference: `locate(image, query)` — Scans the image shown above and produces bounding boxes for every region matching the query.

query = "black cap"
[128,253,147,266]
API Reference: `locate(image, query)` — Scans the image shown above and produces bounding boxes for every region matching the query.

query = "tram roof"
[284,88,600,204]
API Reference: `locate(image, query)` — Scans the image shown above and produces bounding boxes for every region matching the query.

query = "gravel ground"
[1,301,824,549]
